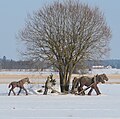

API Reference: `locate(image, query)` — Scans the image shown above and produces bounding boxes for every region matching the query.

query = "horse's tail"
[8,83,11,88]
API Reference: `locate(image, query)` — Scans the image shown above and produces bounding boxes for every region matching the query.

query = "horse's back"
[80,76,93,86]
[8,81,18,88]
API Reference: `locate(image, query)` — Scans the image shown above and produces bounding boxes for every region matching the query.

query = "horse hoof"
[43,93,47,95]
[88,94,91,95]
[97,93,101,95]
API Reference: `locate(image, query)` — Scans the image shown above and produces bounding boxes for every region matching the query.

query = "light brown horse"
[8,77,30,96]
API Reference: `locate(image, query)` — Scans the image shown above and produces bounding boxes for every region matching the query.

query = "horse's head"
[96,74,108,84]
[25,77,30,84]
[101,73,109,81]
[49,74,53,79]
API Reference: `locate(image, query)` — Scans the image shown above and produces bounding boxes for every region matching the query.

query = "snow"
[0,70,120,118]
[0,84,120,119]
[91,68,120,74]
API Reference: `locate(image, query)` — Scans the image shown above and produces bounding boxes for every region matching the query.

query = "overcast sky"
[0,0,119,60]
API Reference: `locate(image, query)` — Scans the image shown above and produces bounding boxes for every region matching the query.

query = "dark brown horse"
[8,77,30,96]
[71,74,108,95]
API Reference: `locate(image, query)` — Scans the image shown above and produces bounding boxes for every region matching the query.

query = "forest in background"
[0,56,120,71]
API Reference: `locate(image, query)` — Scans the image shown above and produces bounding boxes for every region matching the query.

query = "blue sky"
[0,0,119,60]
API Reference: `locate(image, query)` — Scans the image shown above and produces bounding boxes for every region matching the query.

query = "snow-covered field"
[91,68,120,74]
[0,84,120,119]
[0,70,120,119]
[1,68,120,75]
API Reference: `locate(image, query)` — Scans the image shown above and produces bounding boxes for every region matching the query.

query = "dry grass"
[0,73,60,84]
[72,74,120,79]
[0,73,120,79]
[0,73,120,84]
[0,74,49,79]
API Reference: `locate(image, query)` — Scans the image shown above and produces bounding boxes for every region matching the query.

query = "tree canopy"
[18,0,111,92]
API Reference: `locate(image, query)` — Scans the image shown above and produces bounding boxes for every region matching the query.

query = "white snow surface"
[91,68,120,74]
[0,84,120,119]
[0,70,120,118]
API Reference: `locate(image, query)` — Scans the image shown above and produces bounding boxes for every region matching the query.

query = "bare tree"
[18,0,111,92]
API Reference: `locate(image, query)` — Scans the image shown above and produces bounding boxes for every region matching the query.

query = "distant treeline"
[0,56,49,70]
[86,60,120,69]
[0,56,120,70]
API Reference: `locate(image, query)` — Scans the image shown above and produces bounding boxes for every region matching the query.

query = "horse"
[71,74,108,95]
[43,74,58,95]
[8,77,30,96]
[71,77,79,94]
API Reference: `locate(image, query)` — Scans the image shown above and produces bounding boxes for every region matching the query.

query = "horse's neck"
[95,77,100,83]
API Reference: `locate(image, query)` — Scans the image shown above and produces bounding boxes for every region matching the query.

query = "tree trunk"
[64,72,72,92]
[59,68,73,93]
[59,71,65,92]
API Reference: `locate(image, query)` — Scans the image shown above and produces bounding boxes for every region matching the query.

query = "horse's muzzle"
[102,81,105,84]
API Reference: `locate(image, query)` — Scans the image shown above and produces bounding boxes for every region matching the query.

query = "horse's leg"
[12,88,16,95]
[78,86,85,95]
[94,85,101,95]
[88,88,93,95]
[43,87,48,95]
[96,86,101,95]
[22,87,28,95]
[72,81,79,94]
[8,87,16,96]
[8,88,12,96]
[88,83,97,95]
[17,88,22,95]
